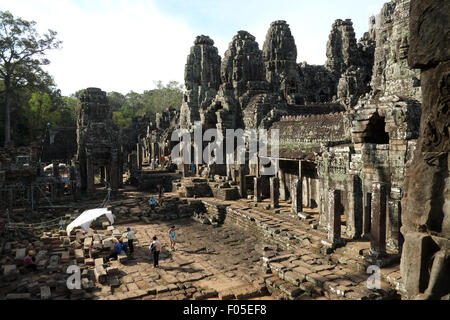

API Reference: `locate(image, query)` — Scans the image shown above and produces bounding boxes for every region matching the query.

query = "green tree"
[0,10,61,146]
[27,92,61,138]
[107,91,126,111]
[59,96,78,127]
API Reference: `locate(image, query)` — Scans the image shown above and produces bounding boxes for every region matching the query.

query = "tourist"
[126,227,135,255]
[168,226,176,251]
[190,162,195,174]
[151,157,155,170]
[59,217,65,230]
[149,196,157,211]
[160,155,165,167]
[108,238,127,260]
[158,185,165,199]
[149,236,161,268]
[24,250,37,272]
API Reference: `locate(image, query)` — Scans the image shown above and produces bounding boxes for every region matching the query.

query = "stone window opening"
[363,113,390,144]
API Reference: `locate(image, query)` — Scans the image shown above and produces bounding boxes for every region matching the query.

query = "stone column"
[363,191,372,238]
[86,157,95,194]
[130,151,137,172]
[278,166,287,201]
[387,196,402,253]
[254,177,262,202]
[110,153,119,191]
[270,177,280,209]
[326,189,341,246]
[238,166,246,198]
[137,143,142,170]
[291,179,302,214]
[369,182,387,257]
[100,166,106,183]
[347,174,363,239]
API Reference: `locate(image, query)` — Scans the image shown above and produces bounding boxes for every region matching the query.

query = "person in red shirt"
[24,250,37,271]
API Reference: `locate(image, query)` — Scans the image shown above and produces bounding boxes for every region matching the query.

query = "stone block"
[106,266,120,276]
[3,264,18,275]
[6,293,31,300]
[15,248,26,263]
[94,266,107,284]
[102,237,115,249]
[118,253,128,264]
[94,258,104,267]
[83,237,93,250]
[84,258,95,266]
[74,249,84,262]
[40,286,51,300]
[61,251,70,262]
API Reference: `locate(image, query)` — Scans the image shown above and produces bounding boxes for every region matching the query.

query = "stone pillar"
[100,166,106,183]
[369,182,387,257]
[106,166,111,184]
[363,191,372,238]
[110,153,119,191]
[254,177,262,202]
[278,166,287,201]
[137,143,142,170]
[130,151,137,172]
[291,179,302,214]
[270,177,280,209]
[347,174,363,239]
[387,197,402,253]
[86,157,95,194]
[238,166,247,198]
[326,189,342,246]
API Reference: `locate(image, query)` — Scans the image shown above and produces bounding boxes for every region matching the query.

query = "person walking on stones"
[127,227,135,256]
[168,226,176,251]
[150,236,161,268]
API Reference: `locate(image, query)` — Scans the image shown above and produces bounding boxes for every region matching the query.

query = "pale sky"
[0,0,387,96]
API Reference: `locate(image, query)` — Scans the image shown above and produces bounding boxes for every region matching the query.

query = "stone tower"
[179,35,221,129]
[76,88,121,193]
[263,20,301,103]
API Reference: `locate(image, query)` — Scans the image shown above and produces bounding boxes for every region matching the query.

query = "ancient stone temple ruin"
[76,88,121,193]
[0,0,448,302]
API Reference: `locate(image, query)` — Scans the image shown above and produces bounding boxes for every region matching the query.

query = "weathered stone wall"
[400,0,449,300]
[370,0,421,101]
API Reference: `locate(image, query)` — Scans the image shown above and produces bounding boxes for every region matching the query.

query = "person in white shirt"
[149,236,161,267]
[127,227,135,255]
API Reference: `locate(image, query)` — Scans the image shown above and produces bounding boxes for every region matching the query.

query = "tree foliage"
[0,10,62,146]
[111,81,184,128]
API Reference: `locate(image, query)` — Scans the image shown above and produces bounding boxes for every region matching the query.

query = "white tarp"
[44,163,67,171]
[66,208,115,235]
